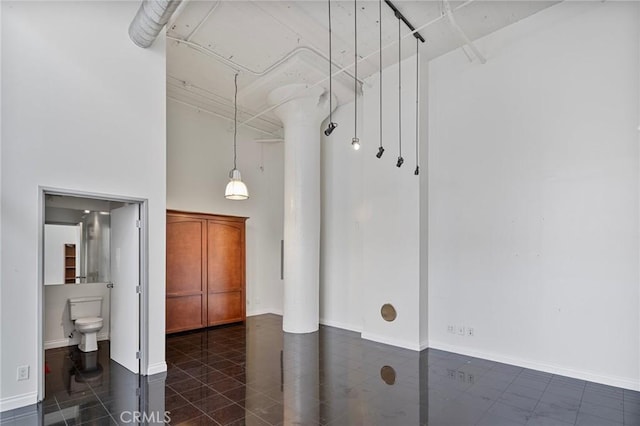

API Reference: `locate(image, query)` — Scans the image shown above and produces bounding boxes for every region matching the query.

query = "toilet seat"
[75,317,102,326]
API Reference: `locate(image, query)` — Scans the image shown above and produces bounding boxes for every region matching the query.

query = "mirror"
[44,224,81,285]
[44,195,123,285]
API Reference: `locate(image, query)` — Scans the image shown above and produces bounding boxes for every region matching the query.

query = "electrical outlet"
[467,327,474,337]
[447,325,456,334]
[17,365,29,381]
[457,326,465,336]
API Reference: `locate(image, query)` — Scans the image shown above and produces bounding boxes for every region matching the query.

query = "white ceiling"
[166,0,560,136]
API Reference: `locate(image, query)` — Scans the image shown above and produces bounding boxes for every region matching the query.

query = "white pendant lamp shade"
[225,169,249,200]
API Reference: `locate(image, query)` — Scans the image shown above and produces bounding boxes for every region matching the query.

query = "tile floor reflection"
[1,314,639,425]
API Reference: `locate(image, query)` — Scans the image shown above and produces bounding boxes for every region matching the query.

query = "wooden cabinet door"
[166,215,207,333]
[207,219,245,326]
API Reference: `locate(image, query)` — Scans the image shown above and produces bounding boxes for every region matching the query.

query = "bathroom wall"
[43,283,111,349]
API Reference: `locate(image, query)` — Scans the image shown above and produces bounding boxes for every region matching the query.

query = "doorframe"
[37,186,150,402]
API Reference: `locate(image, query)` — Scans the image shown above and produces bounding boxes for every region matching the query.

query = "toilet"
[68,296,104,352]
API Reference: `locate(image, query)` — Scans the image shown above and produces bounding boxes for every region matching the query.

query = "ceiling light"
[99,211,110,215]
[225,74,249,200]
[84,210,90,214]
[225,169,249,200]
[352,137,361,151]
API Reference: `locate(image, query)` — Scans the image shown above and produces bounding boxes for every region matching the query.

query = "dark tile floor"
[2,314,639,425]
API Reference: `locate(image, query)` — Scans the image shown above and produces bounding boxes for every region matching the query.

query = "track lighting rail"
[383,0,425,43]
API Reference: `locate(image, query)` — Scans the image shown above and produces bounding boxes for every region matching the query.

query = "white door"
[110,204,140,373]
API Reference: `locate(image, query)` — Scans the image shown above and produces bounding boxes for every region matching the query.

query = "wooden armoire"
[166,210,247,334]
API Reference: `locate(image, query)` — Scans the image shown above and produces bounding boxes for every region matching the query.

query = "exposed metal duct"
[129,0,182,48]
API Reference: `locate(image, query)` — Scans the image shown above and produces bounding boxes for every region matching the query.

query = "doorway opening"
[38,188,149,405]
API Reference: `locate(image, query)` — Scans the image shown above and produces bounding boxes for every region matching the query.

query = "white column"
[269,84,329,334]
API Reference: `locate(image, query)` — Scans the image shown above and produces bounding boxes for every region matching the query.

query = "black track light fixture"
[324,121,337,136]
[396,156,404,168]
[376,146,385,158]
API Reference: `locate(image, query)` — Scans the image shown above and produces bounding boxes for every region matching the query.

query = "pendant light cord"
[354,0,358,141]
[415,38,420,175]
[379,0,383,150]
[398,17,402,158]
[233,73,238,171]
[328,0,333,124]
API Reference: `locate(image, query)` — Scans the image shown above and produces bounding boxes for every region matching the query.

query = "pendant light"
[324,0,338,136]
[396,17,403,168]
[414,38,420,176]
[376,0,385,159]
[351,0,360,151]
[225,74,249,200]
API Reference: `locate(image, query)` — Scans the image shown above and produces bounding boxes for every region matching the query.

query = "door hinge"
[135,219,142,229]
[136,351,141,360]
[136,285,141,294]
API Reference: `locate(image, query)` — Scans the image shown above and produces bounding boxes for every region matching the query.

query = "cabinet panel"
[166,219,206,295]
[166,295,206,333]
[208,291,243,326]
[207,221,244,293]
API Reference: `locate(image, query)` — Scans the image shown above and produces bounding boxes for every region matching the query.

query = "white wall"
[1,1,167,411]
[428,1,640,390]
[44,283,111,349]
[167,100,285,316]
[320,102,364,332]
[320,53,424,349]
[361,58,421,350]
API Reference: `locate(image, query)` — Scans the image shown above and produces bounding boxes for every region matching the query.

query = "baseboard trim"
[361,332,421,351]
[146,362,167,376]
[420,341,430,351]
[0,392,38,413]
[428,340,640,391]
[247,308,282,317]
[44,333,109,350]
[319,318,362,333]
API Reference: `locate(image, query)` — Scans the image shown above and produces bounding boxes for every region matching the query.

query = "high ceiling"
[166,0,559,136]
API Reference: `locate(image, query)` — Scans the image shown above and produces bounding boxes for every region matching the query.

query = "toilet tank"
[69,296,102,320]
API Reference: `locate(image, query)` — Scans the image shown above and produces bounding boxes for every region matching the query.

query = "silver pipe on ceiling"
[129,0,182,48]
